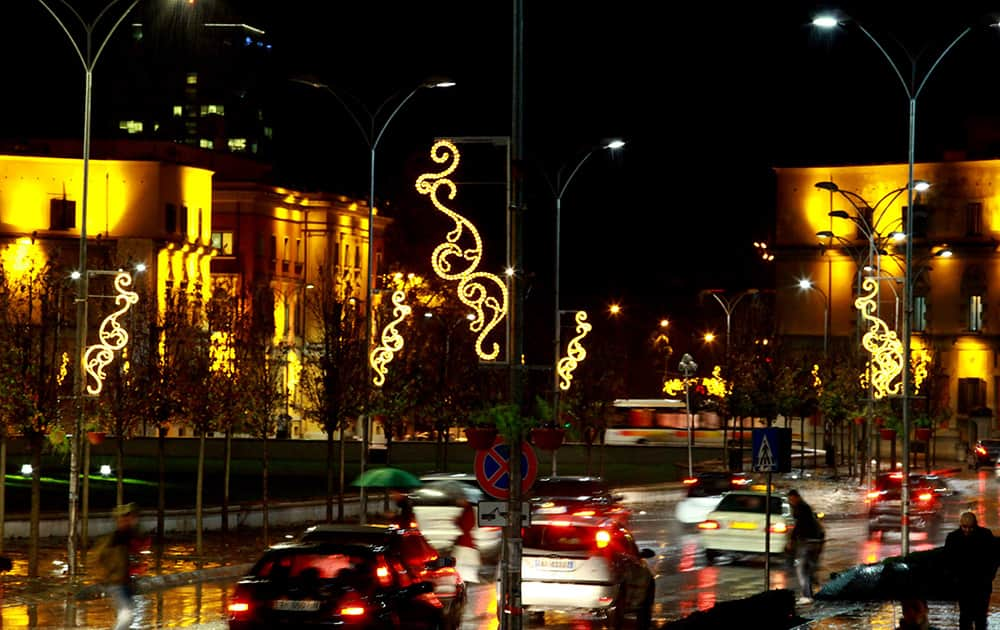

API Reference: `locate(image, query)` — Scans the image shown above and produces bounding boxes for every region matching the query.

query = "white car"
[505,514,656,625]
[697,491,792,563]
[675,471,752,525]
[413,473,502,562]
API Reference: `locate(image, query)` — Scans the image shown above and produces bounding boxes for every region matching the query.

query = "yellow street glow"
[557,310,591,391]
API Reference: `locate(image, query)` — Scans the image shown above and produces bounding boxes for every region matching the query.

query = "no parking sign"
[474,440,538,500]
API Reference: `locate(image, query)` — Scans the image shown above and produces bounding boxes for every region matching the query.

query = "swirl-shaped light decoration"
[912,347,932,395]
[415,140,509,360]
[370,289,411,387]
[84,271,140,395]
[853,277,903,399]
[557,310,592,391]
[812,363,823,394]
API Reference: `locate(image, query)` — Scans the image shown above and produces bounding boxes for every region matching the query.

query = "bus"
[603,398,752,446]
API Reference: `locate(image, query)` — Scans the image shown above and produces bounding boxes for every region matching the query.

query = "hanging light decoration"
[854,277,903,399]
[370,289,411,387]
[84,271,139,395]
[557,310,591,391]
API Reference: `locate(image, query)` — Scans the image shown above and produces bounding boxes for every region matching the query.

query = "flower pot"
[531,427,565,451]
[854,416,866,425]
[464,427,498,450]
[915,427,932,441]
[879,428,897,441]
[86,431,106,445]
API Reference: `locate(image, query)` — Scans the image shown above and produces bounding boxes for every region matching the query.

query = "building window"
[49,198,76,230]
[958,377,986,414]
[118,120,143,134]
[270,235,277,262]
[914,296,927,332]
[198,208,203,239]
[228,138,247,152]
[186,73,198,85]
[970,295,984,331]
[344,243,350,269]
[264,126,273,139]
[296,238,302,263]
[179,205,189,235]
[282,237,289,262]
[165,203,177,233]
[211,231,234,255]
[967,202,983,236]
[355,244,361,269]
[200,104,225,116]
[172,105,182,117]
[199,139,214,149]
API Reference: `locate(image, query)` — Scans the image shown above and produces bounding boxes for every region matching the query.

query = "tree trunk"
[116,435,125,505]
[157,427,166,543]
[338,427,346,522]
[29,434,41,578]
[0,436,6,553]
[222,428,232,536]
[262,432,270,545]
[196,430,205,557]
[82,440,91,550]
[326,429,334,522]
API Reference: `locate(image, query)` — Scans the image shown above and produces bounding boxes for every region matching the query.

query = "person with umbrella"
[390,487,416,528]
[352,467,421,526]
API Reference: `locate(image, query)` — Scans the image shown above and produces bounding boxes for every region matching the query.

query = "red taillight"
[375,559,393,588]
[549,520,572,527]
[683,477,698,485]
[976,445,987,456]
[918,492,933,502]
[227,601,250,614]
[771,522,788,534]
[228,585,252,617]
[339,604,367,617]
[698,520,720,530]
[573,510,596,517]
[595,530,612,549]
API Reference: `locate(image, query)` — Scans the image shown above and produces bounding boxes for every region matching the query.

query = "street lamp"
[678,353,698,478]
[35,0,140,577]
[796,278,829,357]
[813,13,972,555]
[293,76,454,522]
[548,139,624,428]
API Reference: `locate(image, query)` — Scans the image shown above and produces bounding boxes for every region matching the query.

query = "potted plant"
[878,414,900,441]
[464,408,499,450]
[913,414,933,442]
[530,397,565,451]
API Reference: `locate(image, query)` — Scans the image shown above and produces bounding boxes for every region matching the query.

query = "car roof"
[420,472,478,482]
[528,513,619,528]
[303,523,402,536]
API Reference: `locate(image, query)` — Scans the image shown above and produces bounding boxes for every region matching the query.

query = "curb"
[73,563,254,601]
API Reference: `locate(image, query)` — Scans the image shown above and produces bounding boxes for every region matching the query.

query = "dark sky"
[6,1,1000,388]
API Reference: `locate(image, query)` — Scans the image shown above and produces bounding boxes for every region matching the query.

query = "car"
[415,472,502,562]
[675,471,752,525]
[697,491,793,563]
[969,439,1000,469]
[504,513,656,625]
[226,540,445,629]
[528,476,631,527]
[296,524,465,630]
[867,472,954,539]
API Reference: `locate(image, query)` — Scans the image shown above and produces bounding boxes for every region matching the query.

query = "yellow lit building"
[775,160,1000,449]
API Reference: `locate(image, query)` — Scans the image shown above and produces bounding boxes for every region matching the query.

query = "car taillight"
[228,585,252,617]
[890,472,903,479]
[698,520,720,530]
[683,477,698,485]
[375,559,393,588]
[549,520,572,527]
[339,595,367,618]
[976,445,987,456]
[771,522,788,534]
[595,530,611,549]
[867,491,882,500]
[574,510,596,517]
[918,492,933,502]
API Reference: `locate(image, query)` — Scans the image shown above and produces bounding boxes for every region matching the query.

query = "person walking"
[94,503,148,630]
[944,511,998,630]
[388,488,415,528]
[452,496,480,583]
[787,489,825,605]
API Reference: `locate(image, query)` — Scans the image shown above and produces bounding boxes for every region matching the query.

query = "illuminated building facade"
[775,160,1000,445]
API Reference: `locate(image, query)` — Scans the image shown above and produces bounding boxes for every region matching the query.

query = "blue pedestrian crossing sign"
[752,427,792,473]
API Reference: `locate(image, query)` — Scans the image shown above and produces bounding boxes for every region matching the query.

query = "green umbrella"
[351,466,422,489]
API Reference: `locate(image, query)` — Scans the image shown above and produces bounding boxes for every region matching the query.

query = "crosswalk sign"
[752,427,792,473]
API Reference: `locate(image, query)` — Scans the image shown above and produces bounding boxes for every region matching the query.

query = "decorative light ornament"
[415,140,509,360]
[912,347,931,395]
[557,310,592,390]
[812,364,822,393]
[57,352,69,386]
[84,271,139,395]
[854,277,903,399]
[370,290,411,387]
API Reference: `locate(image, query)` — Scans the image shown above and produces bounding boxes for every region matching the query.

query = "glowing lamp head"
[99,464,112,476]
[913,180,931,192]
[798,279,813,290]
[20,464,32,476]
[812,15,839,28]
[135,262,147,273]
[71,270,82,280]
[604,139,626,150]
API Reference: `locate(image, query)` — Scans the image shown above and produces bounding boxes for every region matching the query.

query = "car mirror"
[640,548,656,559]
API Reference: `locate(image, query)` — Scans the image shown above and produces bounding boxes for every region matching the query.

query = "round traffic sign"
[474,440,538,500]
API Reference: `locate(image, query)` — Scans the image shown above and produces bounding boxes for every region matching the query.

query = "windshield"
[523,524,595,552]
[253,548,375,581]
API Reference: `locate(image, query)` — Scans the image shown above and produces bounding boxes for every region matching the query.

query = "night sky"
[5,1,1000,393]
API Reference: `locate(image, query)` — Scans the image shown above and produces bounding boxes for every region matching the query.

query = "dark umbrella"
[815,547,958,601]
[351,467,422,489]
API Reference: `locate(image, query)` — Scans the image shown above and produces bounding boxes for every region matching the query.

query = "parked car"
[296,524,465,629]
[227,540,444,629]
[675,471,752,525]
[528,476,631,527]
[415,472,502,562]
[698,491,793,563]
[969,439,1000,469]
[503,513,656,625]
[867,472,955,539]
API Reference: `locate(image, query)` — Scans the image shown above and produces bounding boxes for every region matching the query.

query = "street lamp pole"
[550,140,624,427]
[813,13,971,556]
[292,78,454,522]
[35,0,139,578]
[797,279,829,358]
[679,354,698,478]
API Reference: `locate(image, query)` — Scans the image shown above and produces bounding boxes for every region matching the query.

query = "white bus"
[603,398,751,446]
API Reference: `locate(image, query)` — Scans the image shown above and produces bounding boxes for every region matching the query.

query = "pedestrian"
[452,496,480,583]
[94,503,148,630]
[389,488,416,528]
[896,597,940,630]
[944,511,998,630]
[786,488,825,605]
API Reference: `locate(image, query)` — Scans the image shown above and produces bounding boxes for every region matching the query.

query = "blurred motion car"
[227,540,445,629]
[297,524,465,629]
[674,471,752,525]
[867,472,954,539]
[528,476,630,527]
[503,513,656,625]
[414,472,502,562]
[698,491,792,563]
[969,439,1000,469]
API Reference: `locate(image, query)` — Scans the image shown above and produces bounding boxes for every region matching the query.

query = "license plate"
[535,506,567,514]
[531,557,576,571]
[730,521,758,530]
[273,599,321,612]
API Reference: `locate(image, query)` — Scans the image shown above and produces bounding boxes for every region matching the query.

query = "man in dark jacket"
[788,489,825,604]
[95,503,147,630]
[944,511,998,629]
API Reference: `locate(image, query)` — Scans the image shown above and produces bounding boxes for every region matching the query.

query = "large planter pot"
[915,427,932,441]
[879,428,897,441]
[531,427,566,451]
[464,427,498,450]
[86,431,106,446]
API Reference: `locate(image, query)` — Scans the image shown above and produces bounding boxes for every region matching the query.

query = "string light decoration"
[415,139,509,360]
[854,277,903,399]
[370,289,411,387]
[84,271,139,395]
[557,310,592,390]
[912,347,932,395]
[57,352,69,386]
[812,364,823,393]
